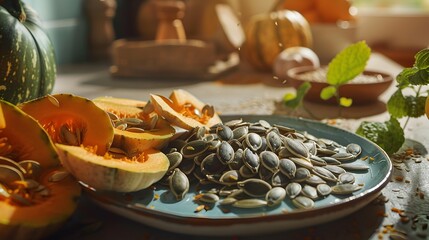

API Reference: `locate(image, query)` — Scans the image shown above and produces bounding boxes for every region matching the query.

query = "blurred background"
[22,0,429,67]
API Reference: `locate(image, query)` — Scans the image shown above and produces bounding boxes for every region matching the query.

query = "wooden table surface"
[49,53,429,240]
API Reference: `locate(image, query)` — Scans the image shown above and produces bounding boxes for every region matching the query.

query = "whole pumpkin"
[0,0,56,104]
[241,10,312,71]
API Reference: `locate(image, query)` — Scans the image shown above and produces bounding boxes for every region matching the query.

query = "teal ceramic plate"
[85,115,392,236]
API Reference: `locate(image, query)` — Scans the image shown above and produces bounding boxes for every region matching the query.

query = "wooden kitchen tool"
[110,0,241,79]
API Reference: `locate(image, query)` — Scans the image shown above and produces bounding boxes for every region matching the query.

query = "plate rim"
[85,115,392,226]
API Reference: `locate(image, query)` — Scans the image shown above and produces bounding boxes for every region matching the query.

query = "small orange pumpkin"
[241,10,312,71]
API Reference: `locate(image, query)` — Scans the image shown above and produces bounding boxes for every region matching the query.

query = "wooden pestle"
[155,0,186,42]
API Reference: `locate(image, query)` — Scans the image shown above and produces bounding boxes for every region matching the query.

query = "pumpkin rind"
[56,144,169,192]
[0,1,56,104]
[242,10,312,71]
[19,94,114,156]
[93,96,147,108]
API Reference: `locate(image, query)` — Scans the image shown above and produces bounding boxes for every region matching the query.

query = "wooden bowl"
[286,66,394,105]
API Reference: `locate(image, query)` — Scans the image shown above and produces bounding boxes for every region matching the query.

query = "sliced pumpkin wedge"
[56,144,169,192]
[150,89,222,130]
[0,100,59,169]
[0,100,80,240]
[93,98,175,155]
[19,94,114,156]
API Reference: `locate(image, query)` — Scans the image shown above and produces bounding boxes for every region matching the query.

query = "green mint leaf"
[283,82,311,109]
[396,67,417,89]
[326,41,371,85]
[339,97,353,107]
[414,48,429,69]
[320,86,336,100]
[408,69,429,85]
[356,117,404,155]
[405,95,427,117]
[387,89,407,118]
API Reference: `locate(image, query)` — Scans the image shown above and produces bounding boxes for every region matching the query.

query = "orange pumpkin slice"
[56,144,169,192]
[0,100,80,240]
[19,94,114,156]
[150,89,222,130]
[93,98,176,155]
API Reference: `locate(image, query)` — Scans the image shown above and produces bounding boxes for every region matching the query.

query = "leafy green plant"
[356,48,429,155]
[283,41,371,114]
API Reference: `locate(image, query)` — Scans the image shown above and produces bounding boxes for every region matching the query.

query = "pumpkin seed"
[270,171,289,187]
[232,199,267,208]
[237,178,272,197]
[293,168,311,182]
[166,152,183,172]
[266,187,286,206]
[338,172,356,184]
[331,183,364,195]
[316,183,332,197]
[289,157,313,170]
[48,170,69,182]
[239,165,257,178]
[181,140,210,158]
[0,156,26,174]
[339,163,369,171]
[60,125,79,146]
[219,170,240,185]
[169,168,189,200]
[346,143,362,156]
[285,182,302,199]
[305,174,326,186]
[197,192,219,203]
[259,151,279,173]
[216,125,233,141]
[279,158,296,179]
[292,196,314,209]
[312,166,337,182]
[266,131,282,152]
[0,164,24,185]
[218,197,237,205]
[242,148,260,173]
[47,94,60,107]
[245,133,263,152]
[284,137,309,159]
[322,165,346,176]
[217,141,234,164]
[301,185,318,199]
[232,126,248,141]
[201,153,225,175]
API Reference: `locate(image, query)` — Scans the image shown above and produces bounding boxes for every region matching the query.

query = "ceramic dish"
[286,66,394,105]
[84,115,392,236]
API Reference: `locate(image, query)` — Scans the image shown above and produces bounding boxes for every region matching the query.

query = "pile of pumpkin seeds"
[159,119,370,210]
[0,155,68,206]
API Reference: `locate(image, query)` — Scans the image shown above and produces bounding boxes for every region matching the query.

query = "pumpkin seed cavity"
[0,155,54,206]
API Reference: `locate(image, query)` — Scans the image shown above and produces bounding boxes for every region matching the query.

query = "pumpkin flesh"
[0,100,58,169]
[0,169,81,240]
